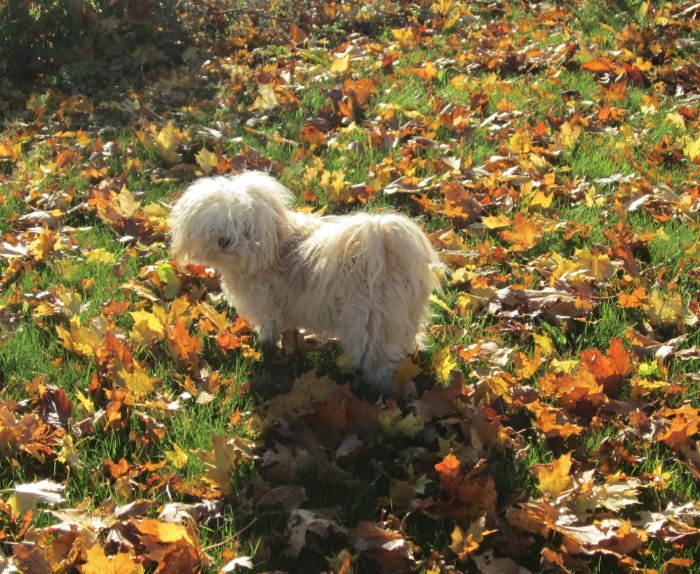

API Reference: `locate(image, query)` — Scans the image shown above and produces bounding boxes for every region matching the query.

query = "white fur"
[170,171,443,393]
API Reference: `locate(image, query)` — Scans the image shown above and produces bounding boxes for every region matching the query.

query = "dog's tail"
[378,214,443,293]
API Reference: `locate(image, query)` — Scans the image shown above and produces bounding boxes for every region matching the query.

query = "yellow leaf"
[393,356,422,389]
[130,308,166,344]
[136,518,193,544]
[335,351,354,373]
[665,112,685,130]
[482,213,510,229]
[153,122,182,164]
[119,364,157,400]
[57,434,83,471]
[116,185,140,217]
[57,317,101,357]
[449,516,496,562]
[165,442,189,469]
[574,248,617,281]
[86,248,116,265]
[248,83,278,112]
[551,358,579,373]
[535,452,573,499]
[432,345,457,382]
[683,135,700,160]
[557,121,581,148]
[82,545,143,574]
[499,212,541,251]
[195,147,218,175]
[76,390,94,413]
[330,54,351,73]
[508,130,531,154]
[528,189,553,209]
[0,140,21,161]
[450,74,469,89]
[198,435,243,495]
[647,289,698,329]
[391,28,415,49]
[532,332,555,356]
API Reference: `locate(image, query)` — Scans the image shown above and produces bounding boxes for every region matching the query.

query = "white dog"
[170,171,442,392]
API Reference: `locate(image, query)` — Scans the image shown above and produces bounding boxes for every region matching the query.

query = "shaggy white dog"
[170,171,442,392]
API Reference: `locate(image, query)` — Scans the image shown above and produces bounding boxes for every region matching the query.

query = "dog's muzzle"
[218,236,232,249]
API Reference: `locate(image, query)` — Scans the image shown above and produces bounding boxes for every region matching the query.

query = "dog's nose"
[218,236,232,249]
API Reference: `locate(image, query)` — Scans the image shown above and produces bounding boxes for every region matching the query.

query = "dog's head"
[170,172,293,273]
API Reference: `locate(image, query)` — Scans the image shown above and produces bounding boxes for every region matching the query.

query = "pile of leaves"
[1,0,699,572]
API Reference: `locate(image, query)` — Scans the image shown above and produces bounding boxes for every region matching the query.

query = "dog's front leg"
[257,321,281,346]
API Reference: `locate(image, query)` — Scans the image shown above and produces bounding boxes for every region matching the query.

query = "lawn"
[1,1,699,573]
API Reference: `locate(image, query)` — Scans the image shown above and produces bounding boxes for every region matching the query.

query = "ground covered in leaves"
[1,1,700,573]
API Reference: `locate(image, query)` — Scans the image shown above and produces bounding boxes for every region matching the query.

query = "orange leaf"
[499,212,541,251]
[527,401,583,439]
[515,349,543,379]
[298,124,328,147]
[657,404,700,450]
[166,318,201,368]
[581,59,615,73]
[580,338,630,396]
[435,452,461,493]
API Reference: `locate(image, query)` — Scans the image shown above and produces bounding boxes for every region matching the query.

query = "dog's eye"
[218,236,232,249]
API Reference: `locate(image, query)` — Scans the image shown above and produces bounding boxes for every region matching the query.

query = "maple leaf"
[286,509,349,559]
[683,135,700,160]
[351,521,415,574]
[580,338,630,396]
[442,182,483,223]
[499,213,541,251]
[166,317,201,368]
[435,452,462,494]
[432,344,457,382]
[482,213,510,229]
[197,435,253,495]
[298,124,328,147]
[81,544,142,574]
[0,139,22,161]
[618,287,646,308]
[248,83,278,113]
[657,404,700,450]
[646,289,698,330]
[330,53,351,73]
[129,308,166,345]
[527,401,583,439]
[164,442,188,469]
[154,123,183,164]
[0,405,59,461]
[136,518,194,544]
[449,516,496,562]
[535,452,574,500]
[195,147,218,175]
